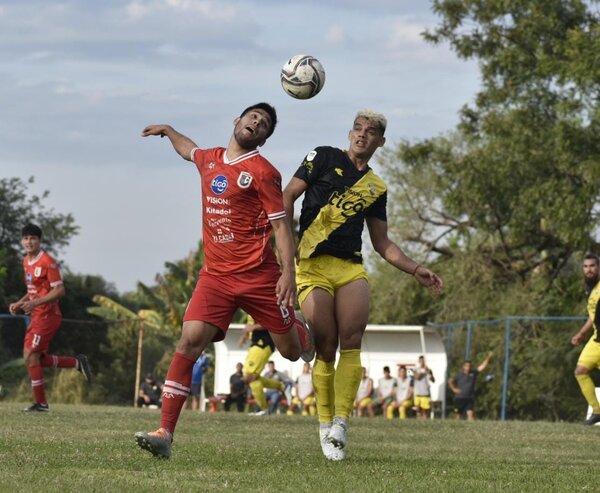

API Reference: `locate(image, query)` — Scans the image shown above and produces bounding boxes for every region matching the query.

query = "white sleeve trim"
[50,280,64,288]
[190,147,199,162]
[268,211,287,221]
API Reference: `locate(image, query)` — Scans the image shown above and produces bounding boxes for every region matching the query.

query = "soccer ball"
[280,54,326,100]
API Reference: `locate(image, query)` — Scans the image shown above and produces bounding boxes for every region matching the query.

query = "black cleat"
[584,413,600,425]
[22,403,49,413]
[76,354,92,384]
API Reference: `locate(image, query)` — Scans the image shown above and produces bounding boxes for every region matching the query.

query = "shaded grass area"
[0,402,598,492]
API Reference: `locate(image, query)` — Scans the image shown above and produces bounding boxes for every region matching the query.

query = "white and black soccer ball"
[280,54,326,100]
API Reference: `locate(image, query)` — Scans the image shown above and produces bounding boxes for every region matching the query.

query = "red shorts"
[183,263,296,342]
[24,314,62,353]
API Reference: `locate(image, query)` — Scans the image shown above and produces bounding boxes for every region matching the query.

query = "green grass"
[0,402,598,492]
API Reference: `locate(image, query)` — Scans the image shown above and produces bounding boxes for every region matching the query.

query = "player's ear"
[257,137,267,148]
[378,136,386,148]
[233,116,241,126]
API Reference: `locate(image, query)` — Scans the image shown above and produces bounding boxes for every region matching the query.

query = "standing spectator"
[283,109,443,460]
[190,353,210,411]
[224,363,247,412]
[288,362,316,416]
[9,223,92,413]
[368,366,396,417]
[138,374,163,409]
[387,365,414,420]
[571,253,600,425]
[354,367,374,417]
[134,103,315,459]
[413,355,435,420]
[448,352,493,420]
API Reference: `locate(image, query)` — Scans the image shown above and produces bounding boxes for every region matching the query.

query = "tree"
[367,0,600,421]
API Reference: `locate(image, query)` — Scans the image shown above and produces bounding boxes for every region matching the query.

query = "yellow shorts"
[356,397,372,408]
[398,398,413,408]
[414,395,431,410]
[296,255,368,305]
[243,345,272,376]
[577,338,600,370]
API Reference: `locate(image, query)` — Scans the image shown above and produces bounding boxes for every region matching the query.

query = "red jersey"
[191,147,286,274]
[23,250,63,319]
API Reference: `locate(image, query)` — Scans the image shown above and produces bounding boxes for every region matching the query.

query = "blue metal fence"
[428,316,587,421]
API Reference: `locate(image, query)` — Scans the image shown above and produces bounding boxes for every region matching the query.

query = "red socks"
[28,365,47,405]
[160,352,195,434]
[40,354,77,368]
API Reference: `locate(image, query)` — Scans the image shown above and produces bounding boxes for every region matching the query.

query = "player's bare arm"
[270,217,297,307]
[366,216,443,294]
[141,124,198,161]
[572,317,593,345]
[282,177,307,259]
[20,284,66,314]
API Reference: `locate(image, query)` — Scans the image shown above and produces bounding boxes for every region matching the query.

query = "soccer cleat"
[76,354,92,384]
[299,318,316,363]
[584,413,600,426]
[326,417,348,449]
[22,403,49,413]
[135,428,173,459]
[248,410,267,416]
[320,427,346,461]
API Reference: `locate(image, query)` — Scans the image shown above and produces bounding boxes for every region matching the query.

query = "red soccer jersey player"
[135,103,315,459]
[9,224,92,412]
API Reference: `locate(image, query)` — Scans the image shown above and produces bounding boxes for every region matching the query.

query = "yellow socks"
[333,349,362,420]
[576,373,600,414]
[249,380,267,410]
[312,359,335,423]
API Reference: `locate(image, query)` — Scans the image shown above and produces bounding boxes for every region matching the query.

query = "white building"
[213,324,448,413]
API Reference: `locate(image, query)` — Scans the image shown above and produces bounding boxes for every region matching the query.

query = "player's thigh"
[577,339,600,370]
[335,279,369,349]
[23,315,61,353]
[177,320,220,356]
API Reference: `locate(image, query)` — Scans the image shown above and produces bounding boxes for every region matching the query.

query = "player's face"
[233,109,272,150]
[347,117,385,160]
[21,235,41,256]
[463,362,472,373]
[583,259,599,281]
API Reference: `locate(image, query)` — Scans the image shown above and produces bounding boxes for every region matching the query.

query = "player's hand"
[571,333,584,346]
[141,124,171,138]
[8,302,21,315]
[414,267,443,295]
[275,269,297,308]
[20,299,39,314]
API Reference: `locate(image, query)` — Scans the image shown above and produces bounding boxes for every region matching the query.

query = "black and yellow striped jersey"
[294,146,387,262]
[587,280,600,342]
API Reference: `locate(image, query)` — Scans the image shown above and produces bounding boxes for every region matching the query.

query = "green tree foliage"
[368,0,600,420]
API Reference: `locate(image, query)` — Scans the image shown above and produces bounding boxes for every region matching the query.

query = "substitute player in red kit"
[9,224,92,412]
[135,102,315,459]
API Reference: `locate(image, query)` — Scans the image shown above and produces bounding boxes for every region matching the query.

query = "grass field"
[0,402,598,492]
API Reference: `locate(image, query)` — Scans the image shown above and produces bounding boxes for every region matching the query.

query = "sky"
[1,0,481,293]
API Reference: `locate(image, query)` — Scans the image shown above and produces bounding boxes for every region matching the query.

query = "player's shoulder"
[41,251,59,264]
[304,146,342,162]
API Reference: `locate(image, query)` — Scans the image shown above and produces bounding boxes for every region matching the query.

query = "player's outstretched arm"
[270,217,297,308]
[141,124,198,161]
[366,216,443,294]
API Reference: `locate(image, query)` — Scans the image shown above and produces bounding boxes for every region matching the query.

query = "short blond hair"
[354,109,387,135]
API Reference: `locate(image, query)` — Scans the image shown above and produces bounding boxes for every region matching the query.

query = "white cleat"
[320,427,346,461]
[326,417,348,449]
